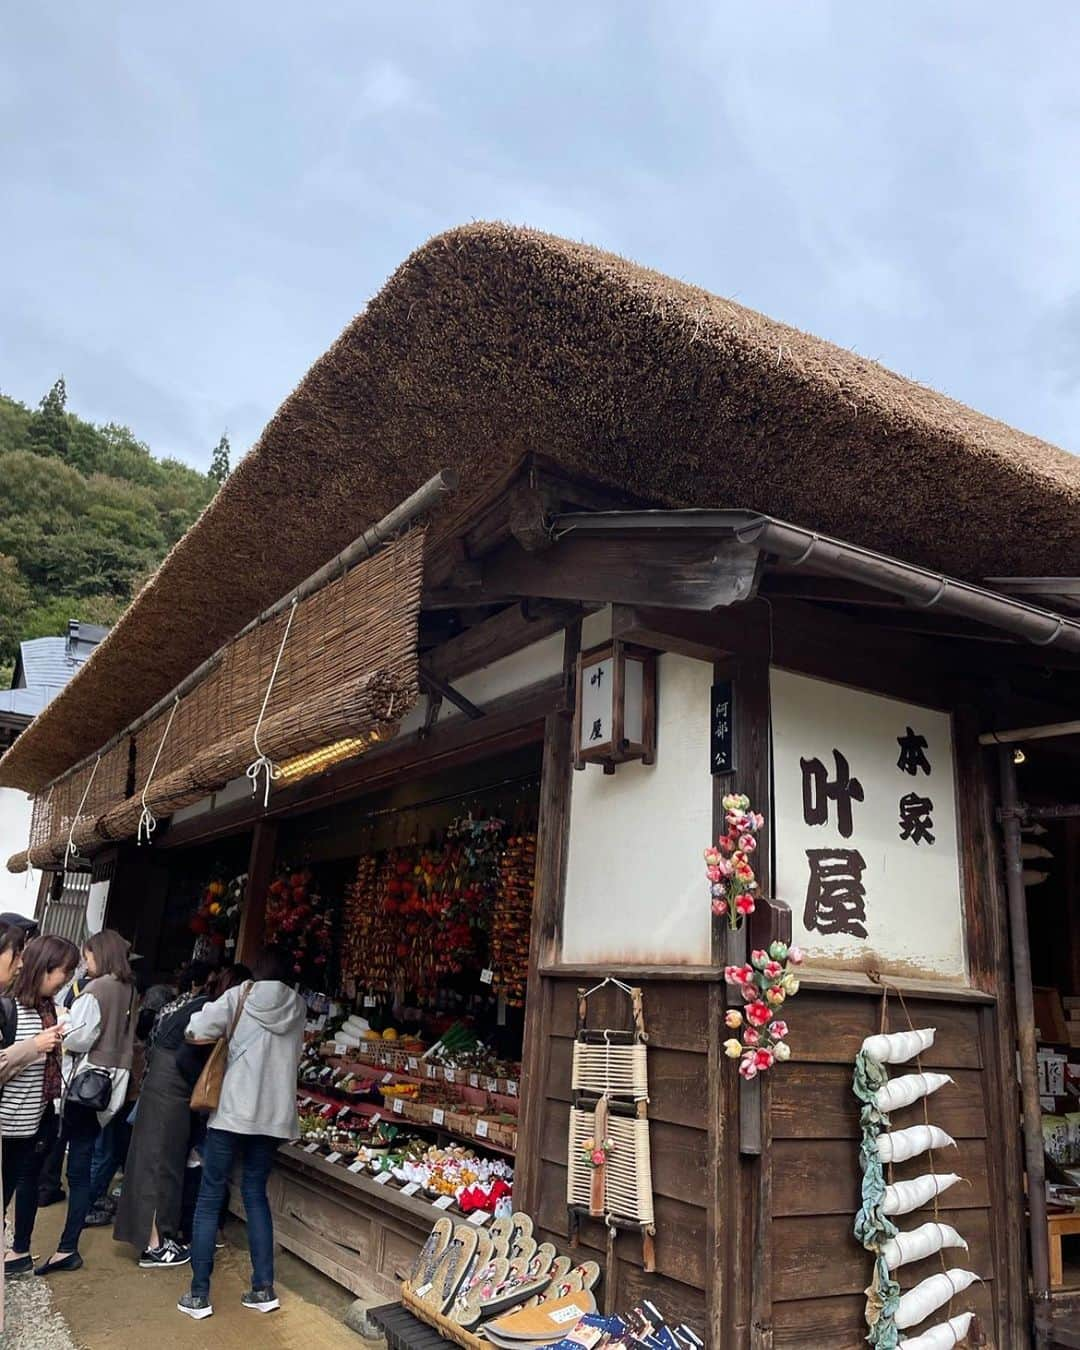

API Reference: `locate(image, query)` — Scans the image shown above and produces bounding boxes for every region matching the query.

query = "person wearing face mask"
[1,937,79,1276]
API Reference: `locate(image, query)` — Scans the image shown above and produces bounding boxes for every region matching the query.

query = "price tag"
[444,1068,456,1084]
[401,1181,421,1197]
[326,1151,342,1164]
[468,1210,489,1226]
[507,1080,518,1097]
[382,1072,394,1084]
[475,1119,489,1139]
[319,1103,335,1118]
[407,1057,419,1072]
[431,1108,445,1126]
[301,1096,314,1106]
[349,1159,367,1173]
[304,1142,320,1154]
[413,1282,432,1297]
[393,1098,405,1115]
[432,1195,454,1211]
[480,968,494,985]
[426,1065,437,1080]
[550,1303,585,1325]
[486,1077,498,1093]
[371,1113,382,1126]
[469,1073,479,1088]
[337,1105,351,1119]
[374,1170,393,1186]
[334,1043,347,1056]
[363,995,376,1008]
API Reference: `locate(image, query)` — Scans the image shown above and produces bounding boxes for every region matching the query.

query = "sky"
[2,3,1078,472]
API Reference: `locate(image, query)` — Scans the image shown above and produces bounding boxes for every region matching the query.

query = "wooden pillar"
[515,623,578,1217]
[237,820,278,965]
[709,607,773,1350]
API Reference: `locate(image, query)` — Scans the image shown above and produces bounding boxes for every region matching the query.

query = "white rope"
[246,596,299,807]
[138,697,180,845]
[66,758,101,862]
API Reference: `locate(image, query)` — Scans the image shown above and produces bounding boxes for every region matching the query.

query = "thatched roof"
[3,221,1078,793]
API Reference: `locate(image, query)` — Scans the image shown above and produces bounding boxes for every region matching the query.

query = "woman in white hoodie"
[177,948,305,1322]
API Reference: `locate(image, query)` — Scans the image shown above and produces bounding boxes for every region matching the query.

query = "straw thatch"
[3,221,1078,793]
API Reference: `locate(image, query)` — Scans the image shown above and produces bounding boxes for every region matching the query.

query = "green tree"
[0,554,32,665]
[209,432,230,485]
[29,376,71,459]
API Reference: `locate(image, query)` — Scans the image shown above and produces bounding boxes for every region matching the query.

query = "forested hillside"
[0,379,227,684]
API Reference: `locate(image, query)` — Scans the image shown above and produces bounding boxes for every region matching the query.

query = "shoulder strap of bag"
[225,982,253,1045]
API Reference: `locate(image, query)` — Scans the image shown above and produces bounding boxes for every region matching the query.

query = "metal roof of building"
[2,623,108,726]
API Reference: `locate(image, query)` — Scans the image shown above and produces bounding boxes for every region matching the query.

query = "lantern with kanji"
[573,640,657,773]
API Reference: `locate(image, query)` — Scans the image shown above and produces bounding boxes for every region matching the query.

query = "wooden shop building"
[4,224,1080,1349]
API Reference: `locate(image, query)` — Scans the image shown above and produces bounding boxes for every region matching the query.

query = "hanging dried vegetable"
[492,832,536,1007]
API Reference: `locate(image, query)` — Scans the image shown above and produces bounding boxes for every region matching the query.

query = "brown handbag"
[190,982,252,1113]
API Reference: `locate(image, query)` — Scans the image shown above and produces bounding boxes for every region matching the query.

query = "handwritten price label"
[407,1057,419,1071]
[444,1068,456,1084]
[469,1074,480,1088]
[382,1072,394,1084]
[468,1210,489,1226]
[432,1195,454,1211]
[374,1171,393,1186]
[348,1159,366,1173]
[401,1182,421,1197]
[475,1119,489,1139]
[304,1142,320,1154]
[506,1081,518,1097]
[393,1099,404,1116]
[480,968,494,985]
[431,1108,445,1127]
[426,1065,437,1080]
[334,1043,347,1056]
[325,1151,342,1164]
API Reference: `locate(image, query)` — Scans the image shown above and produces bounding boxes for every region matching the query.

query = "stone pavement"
[2,1199,380,1350]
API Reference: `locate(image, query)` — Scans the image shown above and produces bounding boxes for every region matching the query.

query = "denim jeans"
[58,1103,101,1253]
[2,1107,57,1252]
[89,1114,129,1206]
[190,1129,279,1298]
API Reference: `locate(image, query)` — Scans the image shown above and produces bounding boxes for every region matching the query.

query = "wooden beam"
[425,600,584,684]
[482,535,762,611]
[419,666,486,719]
[237,819,277,965]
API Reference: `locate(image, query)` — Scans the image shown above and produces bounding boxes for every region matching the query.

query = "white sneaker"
[177,1293,213,1319]
[241,1287,280,1313]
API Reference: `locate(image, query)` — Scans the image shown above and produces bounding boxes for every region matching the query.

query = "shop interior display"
[402,1213,702,1348]
[267,793,540,1230]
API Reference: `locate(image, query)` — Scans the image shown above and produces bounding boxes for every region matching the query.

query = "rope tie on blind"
[66,757,101,862]
[246,596,299,807]
[138,697,180,845]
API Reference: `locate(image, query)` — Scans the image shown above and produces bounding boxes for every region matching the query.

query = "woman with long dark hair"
[114,963,248,1268]
[0,917,34,1332]
[36,929,138,1275]
[1,936,79,1275]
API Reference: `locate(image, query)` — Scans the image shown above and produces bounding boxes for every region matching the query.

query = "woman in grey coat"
[177,948,305,1322]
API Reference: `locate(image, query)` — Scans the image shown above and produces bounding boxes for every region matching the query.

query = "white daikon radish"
[861,1028,936,1065]
[881,1173,961,1216]
[900,1311,974,1349]
[881,1222,968,1270]
[894,1270,979,1329]
[876,1125,955,1165]
[874,1072,952,1114]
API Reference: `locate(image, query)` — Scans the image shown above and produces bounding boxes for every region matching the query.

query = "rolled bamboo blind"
[10,528,425,870]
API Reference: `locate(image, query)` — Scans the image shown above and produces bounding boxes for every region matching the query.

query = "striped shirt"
[0,1005,46,1138]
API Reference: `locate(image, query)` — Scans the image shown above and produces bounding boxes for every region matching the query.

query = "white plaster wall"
[561,653,714,965]
[0,787,37,916]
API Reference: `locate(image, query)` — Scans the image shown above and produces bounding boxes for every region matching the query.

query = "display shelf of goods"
[189,871,245,960]
[491,832,536,1007]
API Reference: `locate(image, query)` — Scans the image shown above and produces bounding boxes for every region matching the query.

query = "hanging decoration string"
[66,758,101,863]
[246,596,299,807]
[138,697,180,845]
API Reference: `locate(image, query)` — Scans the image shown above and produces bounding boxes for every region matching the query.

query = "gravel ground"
[1,1273,80,1350]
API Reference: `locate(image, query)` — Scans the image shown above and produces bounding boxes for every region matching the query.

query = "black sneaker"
[241,1287,280,1313]
[139,1240,191,1269]
[37,1188,66,1208]
[177,1293,213,1320]
[84,1205,113,1228]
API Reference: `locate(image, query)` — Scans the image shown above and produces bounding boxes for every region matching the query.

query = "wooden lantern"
[574,640,657,773]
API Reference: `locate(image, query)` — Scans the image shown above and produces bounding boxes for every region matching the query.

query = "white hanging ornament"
[861,1028,936,1065]
[900,1311,974,1349]
[881,1172,961,1216]
[874,1072,952,1114]
[894,1270,980,1330]
[1023,869,1049,887]
[876,1124,956,1165]
[881,1221,968,1270]
[1020,842,1053,861]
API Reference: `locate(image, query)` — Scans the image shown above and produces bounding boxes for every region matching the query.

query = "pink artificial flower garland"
[704,794,765,931]
[722,944,804,1077]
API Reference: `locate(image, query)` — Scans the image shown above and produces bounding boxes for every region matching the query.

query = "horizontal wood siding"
[535,975,709,1329]
[770,990,1004,1348]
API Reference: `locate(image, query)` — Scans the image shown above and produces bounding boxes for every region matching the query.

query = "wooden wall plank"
[772,1137,992,1217]
[788,992,984,1070]
[772,1208,993,1302]
[772,1281,994,1350]
[548,978,710,1052]
[772,1064,989,1140]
